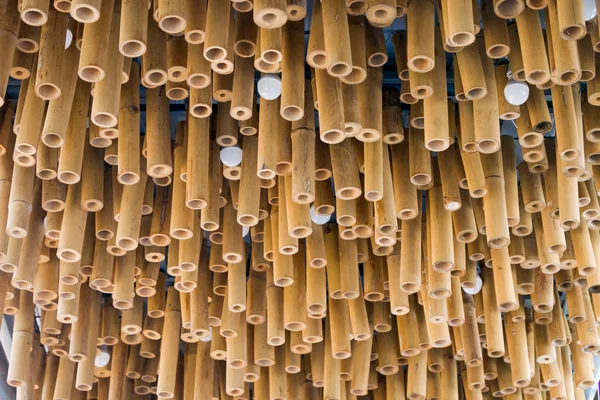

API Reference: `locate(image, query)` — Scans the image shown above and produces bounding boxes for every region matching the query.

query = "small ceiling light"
[257,73,282,100]
[310,205,331,225]
[584,0,597,20]
[242,225,249,238]
[463,273,483,295]
[200,327,212,342]
[95,346,111,368]
[220,146,242,167]
[65,26,74,49]
[504,69,529,106]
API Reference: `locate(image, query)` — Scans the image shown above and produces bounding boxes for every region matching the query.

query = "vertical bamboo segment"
[280,20,304,121]
[145,87,172,179]
[445,0,475,47]
[237,135,261,226]
[156,287,181,398]
[186,116,209,210]
[330,139,362,200]
[0,0,19,107]
[515,8,550,85]
[6,161,35,239]
[490,247,518,311]
[473,40,501,154]
[91,5,124,129]
[119,0,147,57]
[409,126,432,186]
[35,9,67,100]
[57,183,88,263]
[423,42,449,151]
[315,68,345,144]
[321,0,352,77]
[78,0,115,82]
[555,0,585,40]
[7,290,33,387]
[407,0,434,73]
[157,0,186,34]
[143,16,168,86]
[115,172,147,251]
[204,0,231,62]
[118,63,141,185]
[57,79,91,184]
[257,98,279,180]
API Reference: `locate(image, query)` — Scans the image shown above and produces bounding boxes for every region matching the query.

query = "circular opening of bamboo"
[281,105,303,121]
[16,40,37,54]
[10,68,29,79]
[204,47,226,63]
[58,171,81,184]
[120,41,147,58]
[477,139,500,154]
[167,87,188,101]
[234,41,256,58]
[36,168,56,180]
[561,25,585,40]
[327,62,352,78]
[72,5,100,22]
[368,53,387,68]
[526,70,550,85]
[187,74,210,89]
[190,104,212,119]
[409,173,431,187]
[21,9,47,26]
[78,66,105,83]
[14,154,33,168]
[159,16,186,34]
[90,136,112,148]
[494,0,525,18]
[307,53,327,69]
[185,30,205,45]
[559,70,580,85]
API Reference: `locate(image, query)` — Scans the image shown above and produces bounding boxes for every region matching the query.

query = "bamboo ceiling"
[0,0,599,399]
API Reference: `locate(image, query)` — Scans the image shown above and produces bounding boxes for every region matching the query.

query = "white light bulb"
[95,347,111,368]
[200,326,213,342]
[257,73,282,100]
[463,275,483,295]
[504,76,529,106]
[220,146,243,167]
[65,27,73,49]
[242,225,249,237]
[584,0,597,20]
[310,205,331,225]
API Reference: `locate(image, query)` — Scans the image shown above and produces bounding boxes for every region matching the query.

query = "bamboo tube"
[7,290,34,387]
[115,172,147,251]
[472,40,501,153]
[279,21,304,121]
[203,0,230,62]
[256,98,280,180]
[423,42,449,151]
[406,0,434,72]
[444,0,475,47]
[156,287,181,398]
[117,64,141,185]
[35,9,67,100]
[143,16,168,86]
[429,169,454,273]
[330,139,362,200]
[409,126,432,186]
[144,87,172,179]
[91,7,124,129]
[56,80,91,184]
[321,0,352,77]
[186,116,209,210]
[390,141,418,219]
[0,0,19,107]
[315,68,345,144]
[13,61,44,164]
[481,268,505,358]
[78,0,114,82]
[515,8,550,85]
[57,182,88,262]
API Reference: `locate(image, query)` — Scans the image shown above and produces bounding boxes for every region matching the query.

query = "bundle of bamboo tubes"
[2,0,600,399]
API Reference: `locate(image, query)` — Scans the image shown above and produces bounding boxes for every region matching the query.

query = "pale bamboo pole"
[7,290,34,387]
[321,0,352,77]
[56,79,91,184]
[35,9,67,100]
[91,6,125,129]
[118,63,141,185]
[156,287,181,397]
[0,0,20,108]
[204,0,230,62]
[515,8,550,85]
[143,15,168,86]
[406,0,434,72]
[78,0,115,82]
[314,68,345,144]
